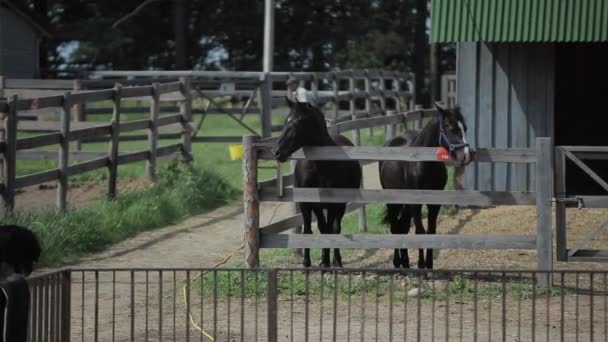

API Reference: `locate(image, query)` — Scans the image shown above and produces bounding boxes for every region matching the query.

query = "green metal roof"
[431,0,608,43]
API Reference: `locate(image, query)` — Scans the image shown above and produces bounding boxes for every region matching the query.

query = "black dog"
[0,225,41,278]
[0,225,41,342]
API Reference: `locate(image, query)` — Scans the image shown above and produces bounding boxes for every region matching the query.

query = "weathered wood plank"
[0,120,108,131]
[66,157,109,176]
[259,187,536,206]
[561,146,608,153]
[5,79,74,89]
[117,150,150,165]
[555,147,568,261]
[16,133,62,150]
[457,43,478,191]
[57,97,71,210]
[119,119,151,132]
[535,137,553,285]
[573,152,608,160]
[69,124,112,141]
[14,169,60,189]
[14,95,64,111]
[120,86,153,98]
[260,234,537,249]
[260,203,364,235]
[575,196,608,208]
[244,135,260,268]
[108,86,121,200]
[69,90,114,104]
[2,97,17,210]
[156,143,183,157]
[147,83,160,181]
[156,114,183,127]
[494,44,510,191]
[8,150,107,161]
[568,249,608,262]
[511,45,529,191]
[257,146,536,163]
[478,43,494,191]
[158,82,183,94]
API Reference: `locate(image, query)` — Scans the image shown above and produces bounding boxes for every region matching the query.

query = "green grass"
[1,161,237,266]
[194,269,564,302]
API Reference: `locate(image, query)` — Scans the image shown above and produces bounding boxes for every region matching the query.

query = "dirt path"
[40,162,608,341]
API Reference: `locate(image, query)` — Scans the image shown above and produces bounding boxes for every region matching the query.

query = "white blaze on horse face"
[457,121,471,163]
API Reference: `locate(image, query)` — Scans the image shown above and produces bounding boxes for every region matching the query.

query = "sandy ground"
[24,163,608,341]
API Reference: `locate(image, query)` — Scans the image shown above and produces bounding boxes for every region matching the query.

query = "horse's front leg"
[425,204,441,270]
[300,203,314,268]
[312,207,330,268]
[411,204,426,269]
[330,205,347,267]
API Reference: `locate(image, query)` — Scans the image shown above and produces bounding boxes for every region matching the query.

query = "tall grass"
[1,161,237,266]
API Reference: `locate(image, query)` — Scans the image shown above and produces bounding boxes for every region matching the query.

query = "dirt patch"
[14,178,153,211]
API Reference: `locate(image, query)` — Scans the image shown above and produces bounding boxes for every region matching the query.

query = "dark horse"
[379,104,472,269]
[273,100,362,267]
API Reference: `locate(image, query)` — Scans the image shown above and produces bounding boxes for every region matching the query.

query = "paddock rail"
[243,110,553,286]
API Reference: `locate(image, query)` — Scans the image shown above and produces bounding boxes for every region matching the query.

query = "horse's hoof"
[303,260,312,268]
[319,262,331,269]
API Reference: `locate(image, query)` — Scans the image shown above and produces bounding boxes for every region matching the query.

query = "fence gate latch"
[556,197,584,210]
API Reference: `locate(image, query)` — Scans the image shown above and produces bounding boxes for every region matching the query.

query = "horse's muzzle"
[273,149,288,163]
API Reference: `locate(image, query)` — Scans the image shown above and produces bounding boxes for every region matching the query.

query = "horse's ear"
[435,102,449,118]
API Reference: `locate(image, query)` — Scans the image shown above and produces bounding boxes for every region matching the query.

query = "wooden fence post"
[536,137,553,287]
[60,270,71,342]
[260,73,273,138]
[147,83,160,182]
[555,146,567,261]
[386,110,396,140]
[243,135,260,268]
[364,70,373,136]
[0,75,5,98]
[331,72,339,124]
[2,96,16,210]
[57,92,71,210]
[72,79,84,151]
[179,76,193,161]
[108,84,122,200]
[349,73,367,232]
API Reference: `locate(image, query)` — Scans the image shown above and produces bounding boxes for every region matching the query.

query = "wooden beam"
[568,249,608,262]
[66,157,109,176]
[563,149,608,192]
[119,119,151,132]
[69,90,114,105]
[259,187,537,206]
[16,133,62,150]
[14,169,60,189]
[260,203,364,235]
[257,146,537,163]
[117,150,150,165]
[69,124,112,141]
[260,234,537,249]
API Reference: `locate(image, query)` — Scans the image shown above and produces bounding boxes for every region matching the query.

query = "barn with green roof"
[431,0,608,194]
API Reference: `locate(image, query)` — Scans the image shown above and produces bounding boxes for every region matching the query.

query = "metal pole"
[263,0,275,72]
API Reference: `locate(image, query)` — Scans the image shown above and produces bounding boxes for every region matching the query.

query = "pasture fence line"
[0,81,192,211]
[16,267,608,342]
[243,109,554,287]
[0,70,415,211]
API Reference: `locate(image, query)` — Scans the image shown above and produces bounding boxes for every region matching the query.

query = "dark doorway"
[554,43,608,195]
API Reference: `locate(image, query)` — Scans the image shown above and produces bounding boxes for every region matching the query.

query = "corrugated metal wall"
[432,0,608,43]
[457,42,555,191]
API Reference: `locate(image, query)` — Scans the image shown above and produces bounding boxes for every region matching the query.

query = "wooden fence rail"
[0,80,193,211]
[242,110,554,286]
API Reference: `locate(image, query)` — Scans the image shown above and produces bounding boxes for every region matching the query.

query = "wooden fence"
[1,70,414,142]
[242,110,554,286]
[0,80,193,211]
[555,146,608,262]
